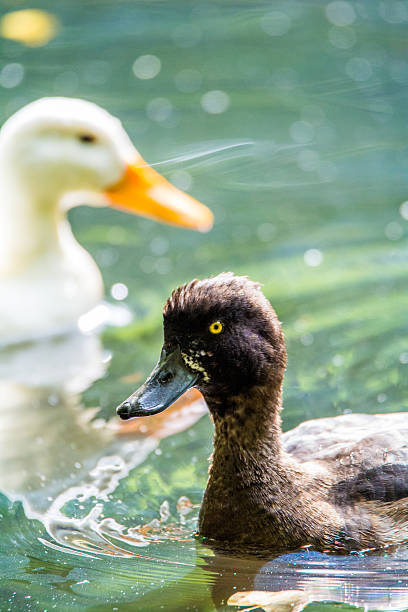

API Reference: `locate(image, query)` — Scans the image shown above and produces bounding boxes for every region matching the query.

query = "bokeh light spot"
[155,257,171,275]
[297,149,319,172]
[169,170,193,191]
[150,236,169,256]
[0,9,59,47]
[304,249,323,267]
[332,354,344,367]
[379,1,408,24]
[201,90,230,114]
[132,55,161,80]
[0,63,24,89]
[111,283,129,301]
[385,221,403,241]
[325,1,356,26]
[146,97,173,122]
[261,11,291,36]
[399,201,408,219]
[345,57,372,81]
[290,121,314,144]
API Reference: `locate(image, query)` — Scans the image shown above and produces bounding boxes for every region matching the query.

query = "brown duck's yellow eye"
[209,321,223,335]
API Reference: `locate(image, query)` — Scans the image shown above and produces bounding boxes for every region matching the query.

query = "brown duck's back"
[283,412,408,479]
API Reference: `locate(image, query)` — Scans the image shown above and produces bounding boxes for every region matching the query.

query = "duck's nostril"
[159,371,175,385]
[116,400,132,419]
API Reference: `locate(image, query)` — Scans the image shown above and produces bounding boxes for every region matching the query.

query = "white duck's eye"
[78,133,96,144]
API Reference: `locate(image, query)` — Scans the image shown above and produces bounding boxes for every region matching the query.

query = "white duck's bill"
[104,160,213,232]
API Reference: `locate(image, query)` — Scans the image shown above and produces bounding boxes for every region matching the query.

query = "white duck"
[0,97,213,345]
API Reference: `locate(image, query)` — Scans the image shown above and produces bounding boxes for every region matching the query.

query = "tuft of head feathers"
[164,272,266,319]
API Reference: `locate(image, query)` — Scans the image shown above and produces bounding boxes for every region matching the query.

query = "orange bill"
[104,159,213,232]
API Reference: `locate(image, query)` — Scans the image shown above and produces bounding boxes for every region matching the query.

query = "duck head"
[117,273,287,419]
[0,97,213,231]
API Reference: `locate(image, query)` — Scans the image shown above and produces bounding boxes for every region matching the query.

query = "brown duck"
[117,273,408,553]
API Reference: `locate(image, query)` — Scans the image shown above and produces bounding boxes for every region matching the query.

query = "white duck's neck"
[0,152,103,344]
[0,157,69,277]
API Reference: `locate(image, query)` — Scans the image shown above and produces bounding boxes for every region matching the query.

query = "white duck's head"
[0,97,213,344]
[0,97,213,229]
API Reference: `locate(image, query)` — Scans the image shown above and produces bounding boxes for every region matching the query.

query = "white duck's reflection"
[0,332,206,558]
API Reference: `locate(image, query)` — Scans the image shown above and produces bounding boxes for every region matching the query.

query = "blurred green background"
[1,0,408,610]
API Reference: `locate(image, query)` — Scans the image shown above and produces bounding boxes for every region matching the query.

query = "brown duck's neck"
[207,383,285,474]
[199,382,298,546]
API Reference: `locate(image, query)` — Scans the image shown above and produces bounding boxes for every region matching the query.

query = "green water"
[1,0,408,610]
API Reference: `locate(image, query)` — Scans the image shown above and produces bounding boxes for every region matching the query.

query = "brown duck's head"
[116,273,287,420]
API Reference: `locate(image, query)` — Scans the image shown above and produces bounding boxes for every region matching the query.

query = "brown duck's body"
[117,273,408,553]
[200,385,408,552]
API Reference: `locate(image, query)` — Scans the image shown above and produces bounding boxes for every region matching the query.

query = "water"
[1,0,408,609]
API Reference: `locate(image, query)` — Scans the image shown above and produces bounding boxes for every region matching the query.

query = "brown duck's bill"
[116,346,198,420]
[104,159,213,232]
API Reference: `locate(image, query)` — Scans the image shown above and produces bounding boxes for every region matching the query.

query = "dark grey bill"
[116,346,198,420]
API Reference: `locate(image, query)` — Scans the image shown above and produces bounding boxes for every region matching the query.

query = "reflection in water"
[0,332,202,559]
[201,549,408,612]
